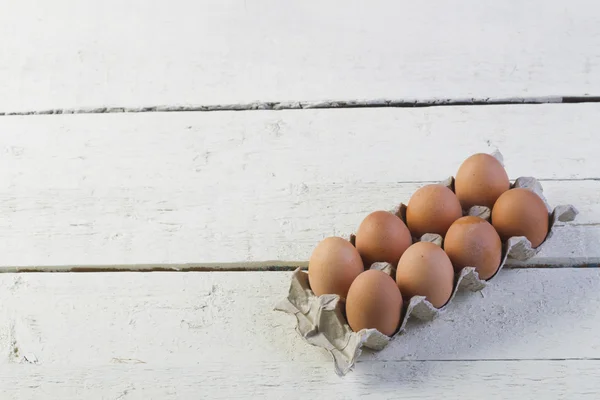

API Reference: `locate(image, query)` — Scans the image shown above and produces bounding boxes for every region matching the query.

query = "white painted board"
[3,361,600,399]
[1,0,599,111]
[0,104,598,268]
[1,269,599,398]
[1,269,599,365]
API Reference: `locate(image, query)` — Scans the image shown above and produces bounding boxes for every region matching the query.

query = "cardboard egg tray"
[274,151,578,376]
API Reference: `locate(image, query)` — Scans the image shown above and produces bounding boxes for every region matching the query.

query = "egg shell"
[455,153,510,210]
[308,236,364,300]
[345,269,403,336]
[492,188,550,248]
[355,210,412,268]
[444,216,502,280]
[395,241,454,308]
[406,184,462,237]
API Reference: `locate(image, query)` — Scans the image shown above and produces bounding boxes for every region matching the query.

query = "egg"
[345,269,403,336]
[455,153,510,210]
[444,216,502,280]
[355,210,412,268]
[492,188,549,248]
[406,184,463,237]
[395,241,454,308]
[308,236,364,300]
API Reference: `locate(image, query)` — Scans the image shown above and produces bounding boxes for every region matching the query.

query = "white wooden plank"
[1,269,600,367]
[1,0,599,111]
[2,361,600,399]
[0,105,598,267]
[0,225,598,272]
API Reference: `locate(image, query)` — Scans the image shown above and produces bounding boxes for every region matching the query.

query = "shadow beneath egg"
[349,266,600,387]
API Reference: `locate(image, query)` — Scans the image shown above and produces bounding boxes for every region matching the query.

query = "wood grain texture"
[3,361,600,399]
[1,270,599,398]
[1,0,599,111]
[0,104,598,268]
[1,269,599,366]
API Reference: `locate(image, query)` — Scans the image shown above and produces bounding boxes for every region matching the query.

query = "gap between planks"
[2,262,600,273]
[2,95,600,116]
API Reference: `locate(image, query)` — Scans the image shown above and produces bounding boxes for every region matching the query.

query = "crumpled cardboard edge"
[274,150,578,376]
[274,268,389,376]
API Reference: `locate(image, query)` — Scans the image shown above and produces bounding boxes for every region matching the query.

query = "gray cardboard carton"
[275,151,578,376]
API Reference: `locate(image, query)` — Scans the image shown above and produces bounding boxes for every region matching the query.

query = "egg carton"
[274,151,578,376]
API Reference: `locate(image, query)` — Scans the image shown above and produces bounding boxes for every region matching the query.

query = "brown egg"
[355,211,412,268]
[492,188,549,248]
[455,153,510,210]
[444,216,502,280]
[406,184,463,237]
[395,241,454,308]
[308,237,364,300]
[345,269,403,336]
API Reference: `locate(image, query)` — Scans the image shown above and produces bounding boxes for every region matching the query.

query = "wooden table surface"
[1,1,599,398]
